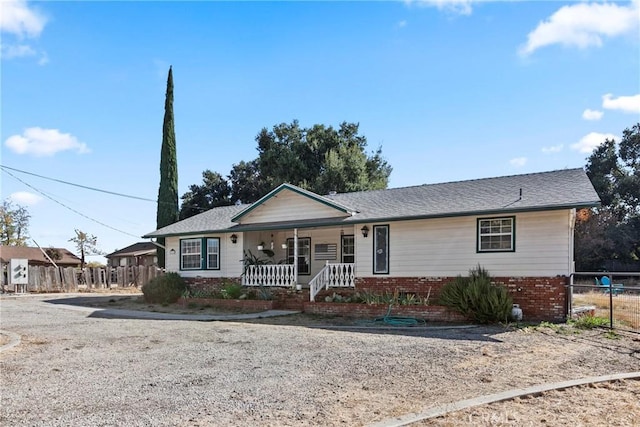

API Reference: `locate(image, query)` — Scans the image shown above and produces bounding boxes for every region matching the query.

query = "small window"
[341,235,355,264]
[181,238,202,270]
[287,237,311,275]
[477,217,515,252]
[206,238,220,270]
[373,225,389,274]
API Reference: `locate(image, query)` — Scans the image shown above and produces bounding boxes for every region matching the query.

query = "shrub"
[142,273,186,304]
[220,282,244,299]
[438,266,512,324]
[570,315,610,329]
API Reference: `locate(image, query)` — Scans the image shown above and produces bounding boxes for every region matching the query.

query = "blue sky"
[1,0,639,263]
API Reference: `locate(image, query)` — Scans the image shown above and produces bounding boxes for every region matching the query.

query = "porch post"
[293,228,298,286]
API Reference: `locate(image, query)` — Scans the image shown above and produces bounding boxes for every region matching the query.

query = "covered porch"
[239,225,361,301]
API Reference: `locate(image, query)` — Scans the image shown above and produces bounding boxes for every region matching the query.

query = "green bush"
[142,272,187,304]
[570,315,610,329]
[438,266,512,324]
[220,282,244,299]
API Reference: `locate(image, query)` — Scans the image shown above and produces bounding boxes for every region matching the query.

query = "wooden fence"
[2,266,164,293]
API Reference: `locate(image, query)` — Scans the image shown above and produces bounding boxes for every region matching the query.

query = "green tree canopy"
[576,122,640,270]
[0,200,30,246]
[178,120,392,219]
[156,66,179,268]
[228,160,268,204]
[256,121,391,194]
[69,229,103,270]
[179,170,231,219]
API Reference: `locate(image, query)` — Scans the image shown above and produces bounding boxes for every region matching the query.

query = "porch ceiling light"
[169,248,176,255]
[361,225,369,238]
[230,234,238,244]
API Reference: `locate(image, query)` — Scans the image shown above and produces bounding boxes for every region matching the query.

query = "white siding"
[166,234,244,279]
[356,210,573,278]
[238,190,348,224]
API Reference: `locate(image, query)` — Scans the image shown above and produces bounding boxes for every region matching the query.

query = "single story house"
[105,242,158,267]
[0,246,82,267]
[143,168,600,321]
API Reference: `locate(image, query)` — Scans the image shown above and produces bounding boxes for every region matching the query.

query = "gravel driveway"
[1,294,639,426]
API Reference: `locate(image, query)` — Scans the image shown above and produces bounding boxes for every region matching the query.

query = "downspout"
[568,209,576,318]
[294,228,298,287]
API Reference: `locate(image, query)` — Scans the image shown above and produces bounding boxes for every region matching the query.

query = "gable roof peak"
[230,182,355,222]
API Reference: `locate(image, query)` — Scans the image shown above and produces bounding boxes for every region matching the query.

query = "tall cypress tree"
[156,66,179,268]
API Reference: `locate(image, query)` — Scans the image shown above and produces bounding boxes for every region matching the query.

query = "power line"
[2,168,141,239]
[0,164,156,202]
[1,163,210,212]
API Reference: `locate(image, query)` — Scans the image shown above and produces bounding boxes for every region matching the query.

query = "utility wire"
[0,164,156,202]
[2,168,141,238]
[0,164,209,212]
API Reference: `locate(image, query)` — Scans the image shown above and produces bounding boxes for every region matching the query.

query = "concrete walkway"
[368,371,640,427]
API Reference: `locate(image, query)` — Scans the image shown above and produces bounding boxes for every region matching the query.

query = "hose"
[373,304,426,327]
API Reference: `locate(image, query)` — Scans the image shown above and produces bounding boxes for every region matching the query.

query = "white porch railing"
[309,262,356,302]
[243,264,296,287]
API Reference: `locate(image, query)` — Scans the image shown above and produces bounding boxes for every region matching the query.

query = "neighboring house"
[0,246,82,267]
[105,242,158,267]
[143,168,600,321]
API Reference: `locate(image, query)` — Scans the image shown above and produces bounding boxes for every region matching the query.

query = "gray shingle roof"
[143,168,600,238]
[105,242,157,258]
[0,246,81,266]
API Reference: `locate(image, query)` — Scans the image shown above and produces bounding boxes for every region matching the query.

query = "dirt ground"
[6,294,640,426]
[57,292,640,425]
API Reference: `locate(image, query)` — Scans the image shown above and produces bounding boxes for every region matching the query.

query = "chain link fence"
[570,272,640,332]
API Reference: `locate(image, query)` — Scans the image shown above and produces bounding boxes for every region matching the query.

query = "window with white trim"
[181,238,202,269]
[341,235,355,264]
[477,217,515,252]
[206,238,220,270]
[287,237,311,275]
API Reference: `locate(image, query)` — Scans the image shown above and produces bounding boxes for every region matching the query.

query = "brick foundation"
[183,275,568,322]
[356,276,568,321]
[303,302,466,322]
[178,297,274,312]
[184,277,241,293]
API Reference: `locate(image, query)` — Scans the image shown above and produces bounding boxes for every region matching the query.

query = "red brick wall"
[183,275,568,321]
[493,276,568,322]
[356,276,568,321]
[178,297,273,312]
[183,277,307,310]
[303,302,466,322]
[184,277,241,293]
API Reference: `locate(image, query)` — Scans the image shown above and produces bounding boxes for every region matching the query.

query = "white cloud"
[9,191,42,206]
[4,127,90,157]
[0,43,35,58]
[582,109,603,121]
[519,1,640,56]
[509,157,527,167]
[397,20,407,28]
[570,132,617,154]
[542,144,563,154]
[406,0,477,15]
[602,93,640,114]
[0,1,49,63]
[0,0,47,38]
